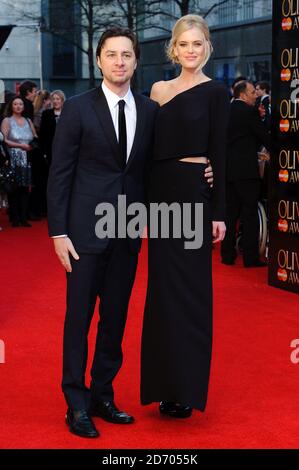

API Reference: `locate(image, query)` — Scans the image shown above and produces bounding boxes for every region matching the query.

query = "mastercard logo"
[279,169,289,182]
[278,219,288,232]
[281,68,291,81]
[280,119,290,132]
[282,17,292,30]
[277,268,288,282]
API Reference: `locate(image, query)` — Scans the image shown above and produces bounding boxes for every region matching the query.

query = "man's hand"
[258,147,270,161]
[205,160,213,187]
[212,221,226,243]
[258,103,266,119]
[53,237,79,272]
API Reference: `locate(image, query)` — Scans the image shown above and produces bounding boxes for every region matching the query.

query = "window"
[49,0,76,77]
[217,0,271,26]
[214,60,236,87]
[247,57,271,82]
[243,0,254,20]
[218,0,238,25]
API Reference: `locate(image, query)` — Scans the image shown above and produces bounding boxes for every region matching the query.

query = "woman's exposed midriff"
[178,156,208,163]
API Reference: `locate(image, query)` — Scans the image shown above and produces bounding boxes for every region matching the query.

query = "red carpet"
[0,210,299,449]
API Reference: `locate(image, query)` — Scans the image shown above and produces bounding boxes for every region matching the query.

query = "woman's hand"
[19,143,32,151]
[205,160,213,187]
[212,221,226,243]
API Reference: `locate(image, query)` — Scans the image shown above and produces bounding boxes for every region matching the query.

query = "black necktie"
[118,100,127,169]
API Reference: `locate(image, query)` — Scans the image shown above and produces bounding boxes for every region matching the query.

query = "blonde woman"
[39,90,66,166]
[33,90,51,133]
[141,15,229,417]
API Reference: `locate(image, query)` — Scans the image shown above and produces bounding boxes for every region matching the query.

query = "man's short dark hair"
[256,81,270,94]
[96,27,140,60]
[232,76,247,89]
[19,80,37,98]
[234,80,254,99]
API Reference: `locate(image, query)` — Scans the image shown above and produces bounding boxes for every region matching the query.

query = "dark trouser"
[62,238,138,410]
[221,179,261,265]
[8,186,29,224]
[28,150,48,216]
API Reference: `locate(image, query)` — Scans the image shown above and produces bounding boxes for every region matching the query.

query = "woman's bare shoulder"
[0,117,10,130]
[150,80,176,104]
[150,81,166,101]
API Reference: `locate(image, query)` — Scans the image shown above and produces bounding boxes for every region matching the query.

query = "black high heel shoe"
[159,401,193,418]
[20,221,32,227]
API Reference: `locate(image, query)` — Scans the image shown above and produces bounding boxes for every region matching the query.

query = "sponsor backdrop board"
[269,0,299,293]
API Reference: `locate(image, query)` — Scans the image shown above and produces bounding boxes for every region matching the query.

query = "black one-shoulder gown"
[141,81,229,411]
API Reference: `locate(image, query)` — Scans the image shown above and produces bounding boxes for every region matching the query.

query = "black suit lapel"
[125,92,146,172]
[90,86,122,167]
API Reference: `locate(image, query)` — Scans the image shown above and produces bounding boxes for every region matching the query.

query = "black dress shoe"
[27,214,41,221]
[90,401,134,424]
[65,408,99,438]
[221,258,235,265]
[244,260,267,268]
[159,401,193,418]
[20,221,32,227]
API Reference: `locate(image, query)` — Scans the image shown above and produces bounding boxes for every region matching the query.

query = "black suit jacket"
[39,108,57,165]
[256,95,271,131]
[47,86,158,254]
[22,98,34,121]
[226,100,271,182]
[260,95,271,131]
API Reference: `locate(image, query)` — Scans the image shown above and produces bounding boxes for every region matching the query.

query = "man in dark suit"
[221,80,271,267]
[19,81,38,121]
[48,27,213,438]
[47,27,157,438]
[19,81,42,220]
[256,81,271,131]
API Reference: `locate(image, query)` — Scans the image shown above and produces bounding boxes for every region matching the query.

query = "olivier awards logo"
[277,249,299,284]
[279,97,299,133]
[277,200,299,234]
[280,47,299,83]
[278,149,299,183]
[280,1,299,134]
[281,0,299,30]
[272,1,299,293]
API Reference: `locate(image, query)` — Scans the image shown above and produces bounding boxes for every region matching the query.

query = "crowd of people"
[0,81,65,228]
[0,77,271,235]
[221,77,271,267]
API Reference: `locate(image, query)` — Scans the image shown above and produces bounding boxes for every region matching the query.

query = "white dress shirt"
[52,82,137,239]
[101,80,137,161]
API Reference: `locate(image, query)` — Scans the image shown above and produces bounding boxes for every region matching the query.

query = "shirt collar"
[101,81,134,110]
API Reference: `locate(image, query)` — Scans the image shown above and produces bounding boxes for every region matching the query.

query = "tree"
[173,0,239,19]
[45,0,114,88]
[1,0,114,88]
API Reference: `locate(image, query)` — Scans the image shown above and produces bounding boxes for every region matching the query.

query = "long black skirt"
[141,159,213,411]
